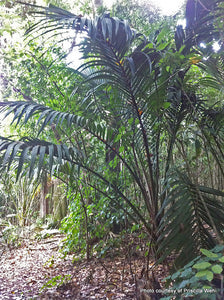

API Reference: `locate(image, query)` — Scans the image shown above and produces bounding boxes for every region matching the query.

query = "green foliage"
[1,224,20,247]
[60,191,88,256]
[41,274,71,292]
[0,169,41,226]
[111,0,161,34]
[162,245,224,300]
[60,183,127,258]
[43,255,55,268]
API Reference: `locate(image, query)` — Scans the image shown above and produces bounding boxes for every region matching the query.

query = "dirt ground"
[0,235,166,299]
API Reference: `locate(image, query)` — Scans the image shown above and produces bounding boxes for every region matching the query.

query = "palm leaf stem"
[131,142,145,190]
[108,43,156,207]
[154,128,161,215]
[72,160,152,234]
[87,128,148,200]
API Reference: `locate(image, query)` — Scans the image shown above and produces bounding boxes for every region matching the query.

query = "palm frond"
[0,136,81,180]
[158,171,224,267]
[0,101,147,193]
[185,0,223,50]
[0,101,103,136]
[198,54,224,91]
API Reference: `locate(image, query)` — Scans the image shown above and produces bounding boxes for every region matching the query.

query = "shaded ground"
[0,235,167,299]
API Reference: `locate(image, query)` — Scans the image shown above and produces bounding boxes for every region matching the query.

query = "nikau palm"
[0,0,224,267]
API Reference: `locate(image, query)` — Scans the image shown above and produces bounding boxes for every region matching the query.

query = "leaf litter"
[0,235,168,299]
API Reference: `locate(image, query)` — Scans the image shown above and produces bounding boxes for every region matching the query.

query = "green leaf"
[211,265,223,274]
[171,271,181,280]
[37,146,46,177]
[178,279,191,288]
[16,146,30,180]
[48,144,54,176]
[188,277,199,284]
[180,267,193,278]
[193,262,211,269]
[29,145,40,178]
[213,245,224,253]
[218,256,224,263]
[198,186,224,197]
[195,270,214,281]
[3,142,17,166]
[128,117,134,125]
[56,144,62,165]
[114,134,122,142]
[184,258,200,269]
[119,146,124,153]
[200,249,218,258]
[202,286,212,289]
[157,26,168,44]
[163,102,171,109]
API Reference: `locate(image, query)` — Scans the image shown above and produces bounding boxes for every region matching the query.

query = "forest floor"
[0,233,168,299]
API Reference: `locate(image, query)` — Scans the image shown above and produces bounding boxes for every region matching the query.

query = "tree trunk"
[40,173,49,219]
